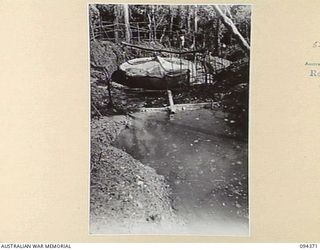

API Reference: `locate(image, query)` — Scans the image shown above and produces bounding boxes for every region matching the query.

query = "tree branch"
[156,15,166,28]
[213,5,250,53]
[121,41,205,55]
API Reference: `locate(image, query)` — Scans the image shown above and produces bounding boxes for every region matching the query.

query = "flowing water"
[114,109,248,235]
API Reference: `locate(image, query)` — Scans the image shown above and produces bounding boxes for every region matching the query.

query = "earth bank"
[90,116,179,233]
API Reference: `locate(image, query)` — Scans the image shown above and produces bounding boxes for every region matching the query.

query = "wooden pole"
[137,23,141,42]
[123,4,131,42]
[102,68,113,107]
[92,104,102,117]
[167,90,176,114]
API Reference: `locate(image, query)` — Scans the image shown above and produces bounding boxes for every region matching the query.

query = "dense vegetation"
[89,4,251,135]
[90,5,250,55]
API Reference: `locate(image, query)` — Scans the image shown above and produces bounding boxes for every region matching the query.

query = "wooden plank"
[136,102,219,113]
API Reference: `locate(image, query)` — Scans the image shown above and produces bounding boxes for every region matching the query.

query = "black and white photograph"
[89,4,250,235]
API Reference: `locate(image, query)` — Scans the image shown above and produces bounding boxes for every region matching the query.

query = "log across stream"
[113,109,248,235]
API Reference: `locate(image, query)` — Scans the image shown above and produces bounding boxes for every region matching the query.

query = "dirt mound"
[90,116,177,233]
[90,40,127,116]
[90,40,172,116]
[90,40,125,73]
[213,57,249,89]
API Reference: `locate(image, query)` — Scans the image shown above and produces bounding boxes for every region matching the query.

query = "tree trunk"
[152,5,156,41]
[90,5,100,40]
[160,27,166,44]
[213,5,250,53]
[147,13,153,41]
[214,18,220,56]
[89,16,95,41]
[114,5,119,43]
[187,6,191,34]
[123,4,131,42]
[192,5,198,48]
[194,5,198,33]
[137,23,141,42]
[178,6,183,29]
[169,6,174,35]
[225,5,233,19]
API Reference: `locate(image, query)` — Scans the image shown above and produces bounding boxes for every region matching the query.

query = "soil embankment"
[90,116,178,234]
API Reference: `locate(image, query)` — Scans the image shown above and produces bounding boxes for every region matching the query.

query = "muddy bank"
[90,116,178,234]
